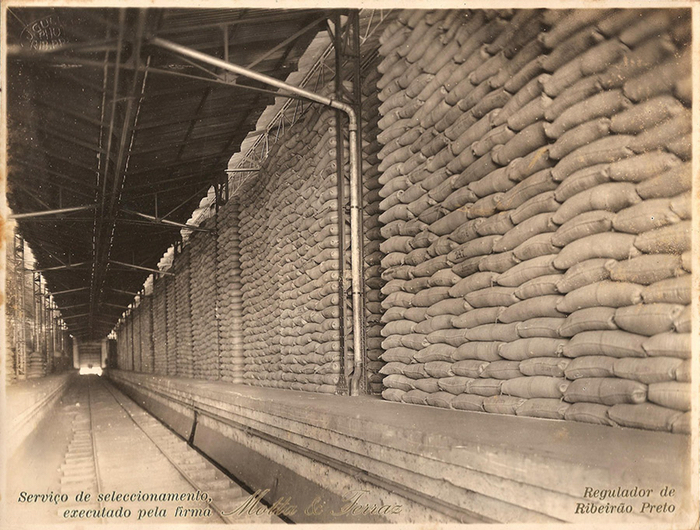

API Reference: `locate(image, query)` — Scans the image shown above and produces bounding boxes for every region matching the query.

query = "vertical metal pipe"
[333,11,349,393]
[347,116,365,396]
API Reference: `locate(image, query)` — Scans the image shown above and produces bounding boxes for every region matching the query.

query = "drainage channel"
[57,376,280,524]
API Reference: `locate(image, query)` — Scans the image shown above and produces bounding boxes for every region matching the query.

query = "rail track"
[56,376,279,524]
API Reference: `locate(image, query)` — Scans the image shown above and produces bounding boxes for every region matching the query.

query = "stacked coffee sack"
[122,317,134,371]
[132,304,142,371]
[139,295,154,373]
[152,278,168,374]
[376,8,691,432]
[5,247,17,384]
[116,324,126,369]
[173,247,195,378]
[188,224,220,380]
[217,199,245,383]
[164,275,178,375]
[362,56,389,394]
[239,91,351,393]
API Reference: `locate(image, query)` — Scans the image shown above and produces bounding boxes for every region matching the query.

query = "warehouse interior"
[3,6,696,526]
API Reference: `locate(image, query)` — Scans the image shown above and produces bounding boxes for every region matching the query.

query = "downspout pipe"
[149,37,366,396]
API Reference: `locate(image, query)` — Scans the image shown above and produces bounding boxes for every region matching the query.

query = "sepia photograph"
[1,1,697,528]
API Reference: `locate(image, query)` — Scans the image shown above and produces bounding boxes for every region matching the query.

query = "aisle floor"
[6,376,234,525]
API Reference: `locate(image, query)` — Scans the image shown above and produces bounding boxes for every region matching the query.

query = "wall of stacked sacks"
[217,200,245,383]
[237,86,352,393]
[362,55,387,394]
[152,277,168,374]
[115,71,385,393]
[189,226,220,380]
[5,233,73,384]
[115,7,692,433]
[374,8,692,433]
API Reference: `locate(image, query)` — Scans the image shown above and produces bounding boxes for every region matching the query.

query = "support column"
[14,233,27,380]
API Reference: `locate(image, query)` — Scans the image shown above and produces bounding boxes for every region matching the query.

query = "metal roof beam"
[126,180,209,198]
[7,38,120,57]
[52,68,110,95]
[109,288,139,296]
[52,287,90,295]
[93,317,118,326]
[109,260,174,276]
[43,149,102,174]
[120,207,211,232]
[158,183,211,221]
[58,303,90,311]
[138,66,298,100]
[10,205,96,220]
[13,172,96,201]
[90,9,147,336]
[126,171,209,190]
[13,159,100,191]
[30,97,108,130]
[158,10,323,35]
[127,158,218,177]
[127,130,248,156]
[100,302,129,309]
[245,15,326,70]
[60,313,90,320]
[36,126,110,156]
[32,262,89,273]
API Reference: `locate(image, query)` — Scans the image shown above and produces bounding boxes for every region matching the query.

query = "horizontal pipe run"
[151,37,337,109]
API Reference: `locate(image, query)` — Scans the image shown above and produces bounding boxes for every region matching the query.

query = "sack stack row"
[116,319,131,371]
[26,352,45,379]
[362,55,389,395]
[375,8,692,432]
[238,166,283,388]
[173,247,195,378]
[138,296,154,373]
[152,277,168,374]
[164,275,178,376]
[238,96,352,393]
[131,305,142,372]
[217,199,245,383]
[6,348,16,384]
[5,244,18,384]
[188,226,220,380]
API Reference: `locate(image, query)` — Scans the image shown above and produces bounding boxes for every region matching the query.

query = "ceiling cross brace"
[120,207,212,232]
[32,262,89,273]
[109,260,174,276]
[10,205,96,220]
